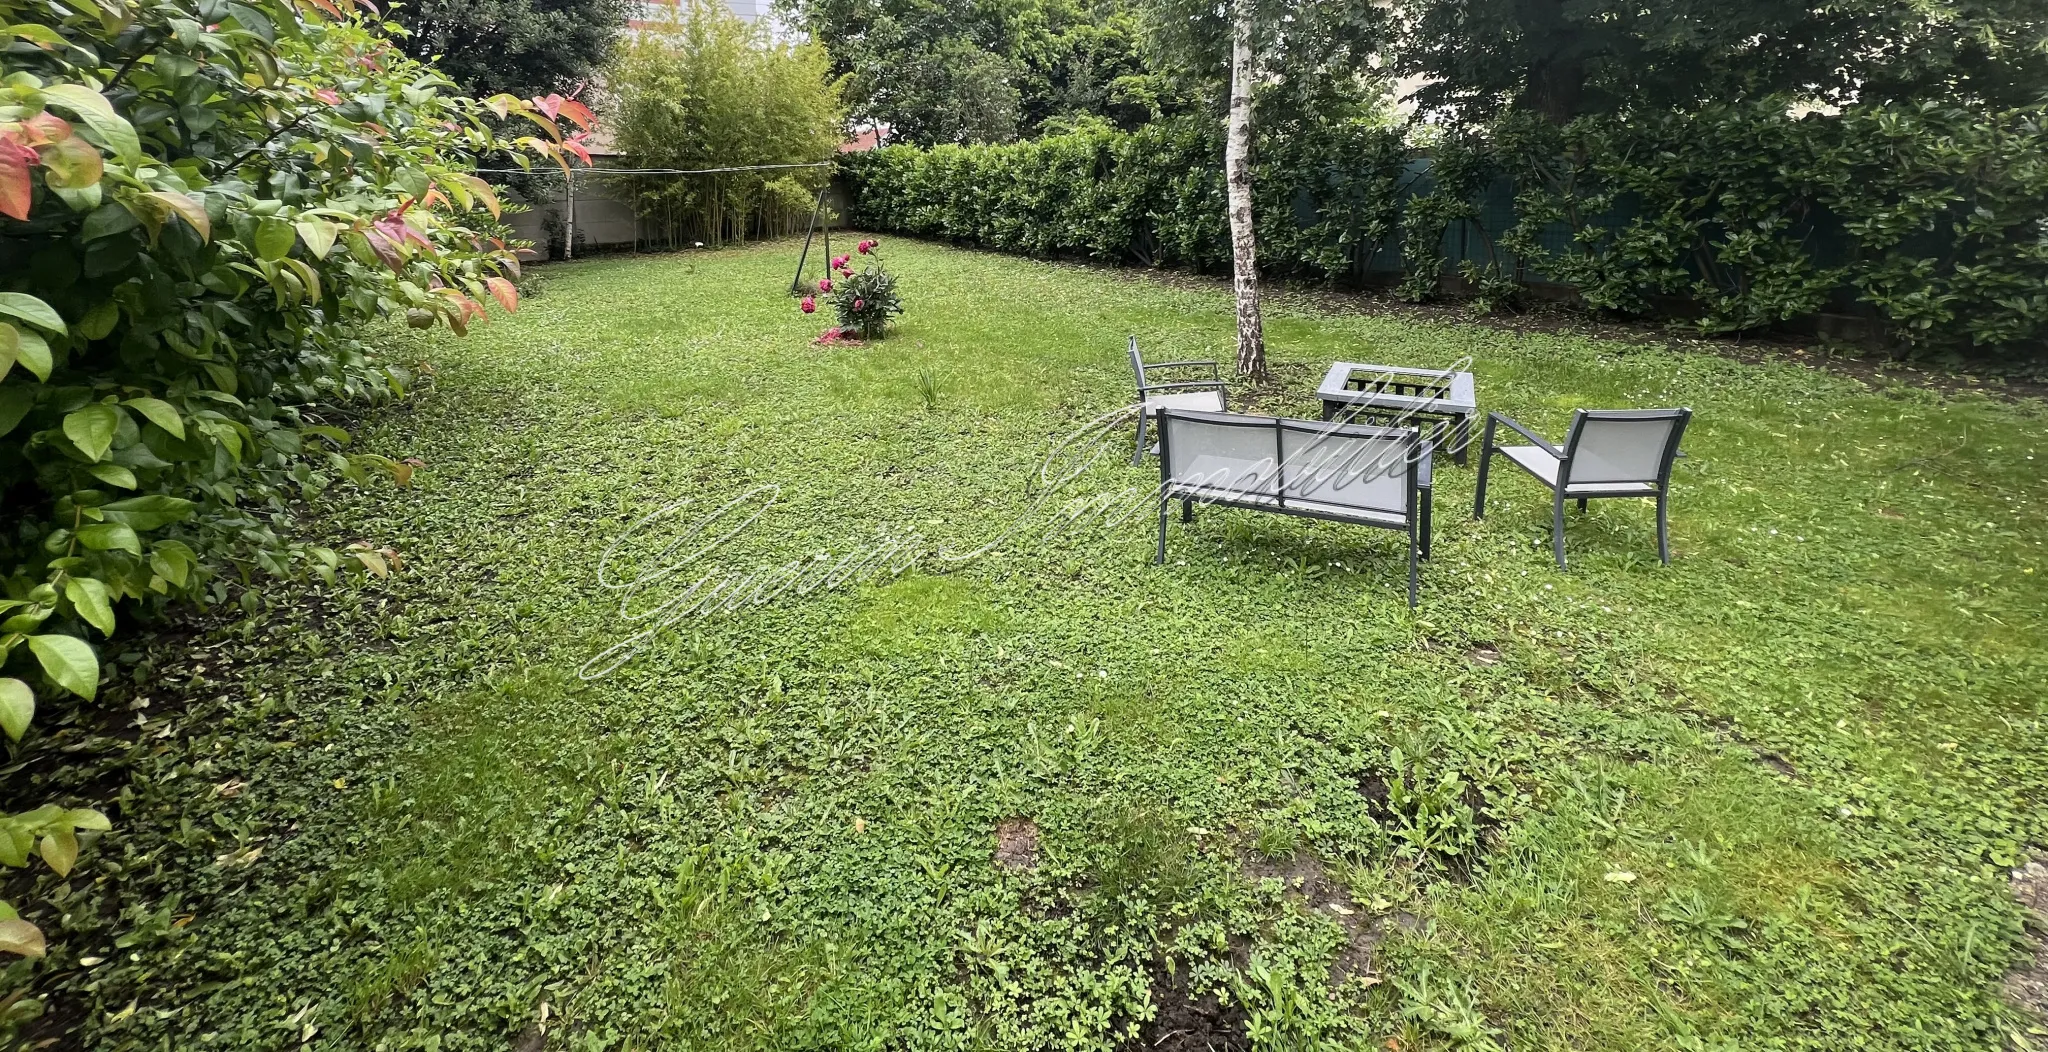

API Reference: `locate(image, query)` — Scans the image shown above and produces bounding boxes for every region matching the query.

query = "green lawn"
[33,239,2048,1051]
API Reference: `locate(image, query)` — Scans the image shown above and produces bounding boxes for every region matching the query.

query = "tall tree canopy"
[610,0,846,243]
[394,0,631,99]
[784,0,1151,143]
[1397,0,2048,123]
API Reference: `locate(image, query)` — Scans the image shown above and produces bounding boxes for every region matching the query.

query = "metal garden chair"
[1472,408,1692,568]
[1129,336,1227,464]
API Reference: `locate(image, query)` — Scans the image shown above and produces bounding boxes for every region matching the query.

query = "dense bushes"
[847,103,2048,357]
[850,116,1394,274]
[0,0,581,952]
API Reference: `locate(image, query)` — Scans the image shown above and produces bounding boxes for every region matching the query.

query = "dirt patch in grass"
[1243,851,1382,987]
[2006,858,2048,1019]
[1754,750,1802,781]
[994,817,1041,871]
[1464,642,1503,667]
[1223,361,1323,418]
[1121,961,1250,1052]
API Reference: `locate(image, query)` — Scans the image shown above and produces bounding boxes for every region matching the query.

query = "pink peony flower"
[840,268,852,279]
[857,240,874,254]
[830,254,849,269]
[800,296,816,314]
[854,298,865,310]
[818,278,833,292]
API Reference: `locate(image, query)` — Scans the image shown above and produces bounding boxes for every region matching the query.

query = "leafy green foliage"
[0,0,584,957]
[849,97,2048,357]
[1479,102,2048,351]
[5,241,2044,1050]
[391,0,629,100]
[784,0,1152,144]
[1396,0,2048,123]
[606,0,843,245]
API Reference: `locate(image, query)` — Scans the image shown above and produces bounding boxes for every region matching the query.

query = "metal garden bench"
[1154,408,1432,607]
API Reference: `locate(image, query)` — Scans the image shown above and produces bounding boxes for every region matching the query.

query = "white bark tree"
[1224,0,1265,378]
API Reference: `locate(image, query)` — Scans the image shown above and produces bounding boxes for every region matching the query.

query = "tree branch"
[106,40,163,92]
[220,110,317,174]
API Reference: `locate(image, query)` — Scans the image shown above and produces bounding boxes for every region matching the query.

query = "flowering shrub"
[0,0,586,966]
[817,238,902,339]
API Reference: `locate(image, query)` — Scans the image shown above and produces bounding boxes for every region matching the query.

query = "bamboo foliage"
[607,0,846,247]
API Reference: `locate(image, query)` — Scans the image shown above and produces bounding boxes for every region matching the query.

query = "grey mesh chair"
[1472,408,1692,568]
[1129,336,1227,464]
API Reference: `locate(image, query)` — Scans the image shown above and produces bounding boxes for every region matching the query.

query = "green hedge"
[845,103,2048,357]
[845,117,1405,278]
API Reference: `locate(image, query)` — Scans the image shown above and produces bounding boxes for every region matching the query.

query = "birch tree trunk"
[1225,0,1266,379]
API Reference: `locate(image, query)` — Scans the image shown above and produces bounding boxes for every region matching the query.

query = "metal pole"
[790,184,828,293]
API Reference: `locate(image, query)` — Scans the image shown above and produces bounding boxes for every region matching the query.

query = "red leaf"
[375,213,431,250]
[362,226,403,270]
[530,94,564,119]
[484,276,518,313]
[21,112,72,148]
[562,133,593,166]
[558,100,595,132]
[0,138,37,221]
[314,89,342,106]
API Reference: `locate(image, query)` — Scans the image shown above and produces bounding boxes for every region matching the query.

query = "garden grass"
[31,237,2048,1051]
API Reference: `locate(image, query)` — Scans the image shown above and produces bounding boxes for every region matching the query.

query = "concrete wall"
[504,168,642,260]
[504,169,854,261]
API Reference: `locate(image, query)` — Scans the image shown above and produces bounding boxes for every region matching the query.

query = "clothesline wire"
[468,162,836,176]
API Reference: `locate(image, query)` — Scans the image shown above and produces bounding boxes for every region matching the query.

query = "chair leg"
[1181,498,1194,523]
[1551,492,1568,569]
[1132,411,1148,466]
[1155,498,1169,564]
[1407,519,1420,608]
[1576,497,1588,512]
[1657,492,1671,564]
[1452,416,1471,467]
[1420,486,1433,560]
[1472,421,1496,520]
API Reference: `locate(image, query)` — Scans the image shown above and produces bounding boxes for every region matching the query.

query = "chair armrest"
[1486,412,1563,458]
[1141,380,1228,393]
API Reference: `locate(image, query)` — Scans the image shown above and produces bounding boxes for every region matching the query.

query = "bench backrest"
[1561,408,1691,489]
[1159,410,1418,519]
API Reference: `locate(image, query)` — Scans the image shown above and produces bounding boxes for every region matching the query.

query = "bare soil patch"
[1243,851,1384,987]
[994,817,1040,871]
[1120,961,1251,1052]
[2007,859,2048,1019]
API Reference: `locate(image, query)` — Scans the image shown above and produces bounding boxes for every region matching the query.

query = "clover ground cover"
[19,239,2048,1051]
